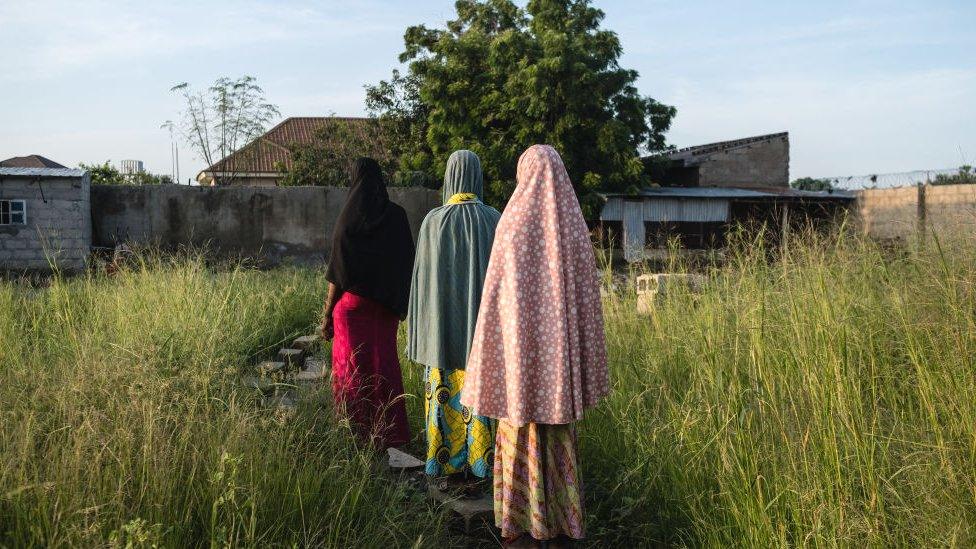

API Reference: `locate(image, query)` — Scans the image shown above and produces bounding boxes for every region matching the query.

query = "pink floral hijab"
[461,145,610,425]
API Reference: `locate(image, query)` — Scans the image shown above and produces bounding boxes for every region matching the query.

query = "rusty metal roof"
[201,116,383,175]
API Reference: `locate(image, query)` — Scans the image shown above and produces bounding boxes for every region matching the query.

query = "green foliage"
[279,117,439,188]
[0,255,445,547]
[932,165,975,185]
[80,161,172,185]
[367,0,675,214]
[791,176,834,191]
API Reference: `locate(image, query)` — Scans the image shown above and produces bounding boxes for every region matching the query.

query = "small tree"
[932,165,975,185]
[278,118,395,187]
[791,177,834,191]
[169,76,280,185]
[80,161,173,185]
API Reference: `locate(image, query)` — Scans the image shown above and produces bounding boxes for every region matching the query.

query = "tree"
[278,118,391,187]
[168,76,280,185]
[366,0,675,215]
[932,165,975,185]
[80,161,173,185]
[791,177,834,191]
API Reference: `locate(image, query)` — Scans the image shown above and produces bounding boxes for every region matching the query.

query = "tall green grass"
[0,255,443,547]
[2,233,975,547]
[582,232,976,546]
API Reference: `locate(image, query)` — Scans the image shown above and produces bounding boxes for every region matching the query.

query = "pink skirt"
[331,292,410,448]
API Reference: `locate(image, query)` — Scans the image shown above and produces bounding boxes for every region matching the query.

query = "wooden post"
[781,202,790,252]
[917,181,927,244]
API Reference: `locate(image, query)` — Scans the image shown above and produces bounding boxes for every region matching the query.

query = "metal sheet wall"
[599,197,730,222]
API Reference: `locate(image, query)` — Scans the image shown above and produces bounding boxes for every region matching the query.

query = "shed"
[0,166,91,272]
[598,186,854,262]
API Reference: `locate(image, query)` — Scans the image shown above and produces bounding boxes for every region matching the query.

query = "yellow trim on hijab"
[447,192,478,205]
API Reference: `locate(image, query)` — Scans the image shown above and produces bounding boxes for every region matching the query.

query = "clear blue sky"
[1,0,973,184]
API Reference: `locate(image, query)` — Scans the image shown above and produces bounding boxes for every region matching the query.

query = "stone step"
[256,361,286,376]
[277,348,305,369]
[387,447,425,472]
[427,484,495,536]
[291,334,321,352]
[295,358,326,382]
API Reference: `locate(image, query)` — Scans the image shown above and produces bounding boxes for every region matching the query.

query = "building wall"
[91,185,440,265]
[0,175,91,272]
[857,183,976,241]
[698,135,790,188]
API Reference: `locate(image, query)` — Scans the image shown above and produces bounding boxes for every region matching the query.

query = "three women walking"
[323,146,609,546]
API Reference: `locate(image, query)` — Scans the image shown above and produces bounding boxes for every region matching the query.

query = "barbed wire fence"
[821,168,964,190]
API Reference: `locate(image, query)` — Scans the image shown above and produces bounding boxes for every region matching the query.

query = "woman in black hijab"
[322,158,415,447]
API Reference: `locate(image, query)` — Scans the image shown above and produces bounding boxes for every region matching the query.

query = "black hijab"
[326,158,416,319]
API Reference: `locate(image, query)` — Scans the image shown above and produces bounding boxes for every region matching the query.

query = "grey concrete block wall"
[0,175,91,272]
[699,135,790,188]
[91,185,440,265]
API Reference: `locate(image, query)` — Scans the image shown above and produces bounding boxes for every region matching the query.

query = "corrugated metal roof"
[0,167,85,178]
[601,186,854,201]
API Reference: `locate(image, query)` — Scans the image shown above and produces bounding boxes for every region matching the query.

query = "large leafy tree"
[367,0,675,214]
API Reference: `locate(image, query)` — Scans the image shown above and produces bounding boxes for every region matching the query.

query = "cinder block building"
[0,166,92,272]
[650,132,790,188]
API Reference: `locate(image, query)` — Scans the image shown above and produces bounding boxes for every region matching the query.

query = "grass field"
[1,233,974,547]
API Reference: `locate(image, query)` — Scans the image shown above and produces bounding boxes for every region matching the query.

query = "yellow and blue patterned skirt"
[424,366,495,477]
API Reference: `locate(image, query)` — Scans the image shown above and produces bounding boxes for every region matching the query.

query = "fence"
[91,185,440,265]
[857,183,976,240]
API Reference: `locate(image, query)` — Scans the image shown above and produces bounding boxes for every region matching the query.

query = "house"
[196,117,382,186]
[0,155,69,169]
[648,132,790,188]
[600,132,850,262]
[0,157,91,272]
[598,186,854,262]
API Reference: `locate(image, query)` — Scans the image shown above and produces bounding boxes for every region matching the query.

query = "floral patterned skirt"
[493,421,584,540]
[424,366,495,477]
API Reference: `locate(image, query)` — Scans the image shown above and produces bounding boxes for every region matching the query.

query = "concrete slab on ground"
[388,447,425,472]
[428,484,495,536]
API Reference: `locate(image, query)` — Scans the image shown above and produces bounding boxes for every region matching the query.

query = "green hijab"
[407,150,501,370]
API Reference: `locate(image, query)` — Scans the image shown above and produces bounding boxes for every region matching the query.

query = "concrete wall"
[857,186,920,240]
[699,135,790,188]
[91,185,440,265]
[0,175,91,272]
[857,183,976,240]
[926,184,976,236]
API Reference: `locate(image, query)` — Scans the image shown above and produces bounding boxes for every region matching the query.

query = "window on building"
[0,200,26,225]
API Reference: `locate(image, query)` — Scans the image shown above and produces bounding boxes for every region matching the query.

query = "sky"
[1,0,974,185]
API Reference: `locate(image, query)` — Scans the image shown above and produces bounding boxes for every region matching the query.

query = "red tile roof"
[0,155,68,169]
[202,117,382,175]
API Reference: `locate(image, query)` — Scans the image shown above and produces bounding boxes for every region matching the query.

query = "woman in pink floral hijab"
[462,145,610,545]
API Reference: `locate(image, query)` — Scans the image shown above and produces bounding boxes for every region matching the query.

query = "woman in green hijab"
[408,150,501,482]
